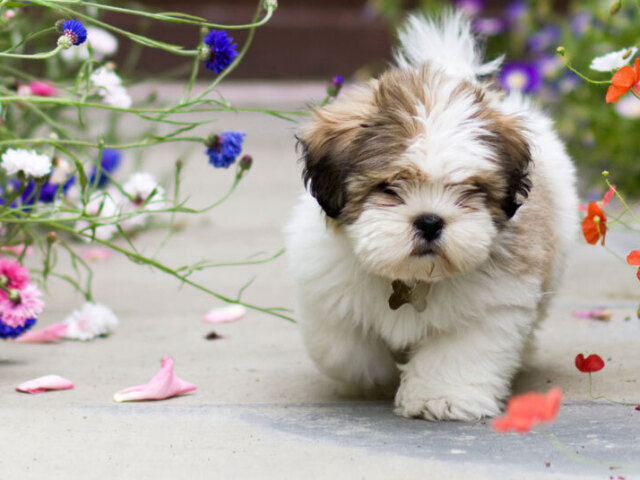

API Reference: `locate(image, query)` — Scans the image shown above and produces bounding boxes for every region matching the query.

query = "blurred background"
[108,0,635,193]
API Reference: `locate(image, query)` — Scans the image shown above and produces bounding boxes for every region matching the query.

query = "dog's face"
[299,66,531,282]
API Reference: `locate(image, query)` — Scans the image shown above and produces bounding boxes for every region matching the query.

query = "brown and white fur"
[284,11,577,421]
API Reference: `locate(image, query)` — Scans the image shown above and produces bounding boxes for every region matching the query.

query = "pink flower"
[15,322,67,343]
[572,308,611,321]
[203,304,246,324]
[0,245,34,257]
[16,374,74,394]
[28,81,57,97]
[113,357,196,402]
[0,284,44,328]
[82,247,113,262]
[578,185,616,211]
[0,257,30,299]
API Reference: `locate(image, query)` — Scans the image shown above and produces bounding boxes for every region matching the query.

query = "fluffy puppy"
[284,11,578,421]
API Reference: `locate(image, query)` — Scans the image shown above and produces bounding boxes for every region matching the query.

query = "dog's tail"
[394,10,503,80]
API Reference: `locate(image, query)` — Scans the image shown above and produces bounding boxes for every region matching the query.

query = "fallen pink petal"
[572,309,611,321]
[15,322,67,343]
[16,374,74,394]
[203,304,246,324]
[113,356,196,402]
[82,247,113,262]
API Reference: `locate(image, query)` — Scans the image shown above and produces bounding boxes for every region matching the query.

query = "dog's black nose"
[413,214,444,241]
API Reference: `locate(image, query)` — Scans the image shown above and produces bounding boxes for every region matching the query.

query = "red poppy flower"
[578,185,616,212]
[626,250,640,281]
[575,353,605,373]
[606,58,640,104]
[492,388,562,434]
[581,202,607,245]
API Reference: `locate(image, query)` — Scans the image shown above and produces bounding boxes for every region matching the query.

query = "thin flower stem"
[32,0,275,30]
[0,136,205,150]
[604,176,640,224]
[0,45,63,59]
[562,58,611,85]
[38,220,296,323]
[588,373,638,406]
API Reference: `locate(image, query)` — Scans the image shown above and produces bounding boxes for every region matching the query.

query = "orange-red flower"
[581,202,607,245]
[606,58,640,104]
[492,388,562,434]
[575,353,605,373]
[627,250,640,281]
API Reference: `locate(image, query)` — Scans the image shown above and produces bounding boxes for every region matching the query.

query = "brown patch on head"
[299,66,439,223]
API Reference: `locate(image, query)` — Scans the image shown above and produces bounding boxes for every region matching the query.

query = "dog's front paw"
[394,379,501,421]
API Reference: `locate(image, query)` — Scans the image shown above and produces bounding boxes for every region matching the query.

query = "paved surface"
[1,82,639,479]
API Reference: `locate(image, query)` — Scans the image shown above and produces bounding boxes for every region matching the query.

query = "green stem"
[0,45,62,59]
[588,372,638,406]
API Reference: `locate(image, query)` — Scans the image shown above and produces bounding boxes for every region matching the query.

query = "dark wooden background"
[112,1,565,80]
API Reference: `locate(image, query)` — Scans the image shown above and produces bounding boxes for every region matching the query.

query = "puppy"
[284,11,577,421]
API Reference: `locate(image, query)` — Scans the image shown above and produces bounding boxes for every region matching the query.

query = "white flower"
[590,47,637,72]
[615,94,640,118]
[63,302,119,341]
[103,86,132,108]
[49,158,72,185]
[75,191,121,241]
[119,172,166,230]
[90,67,132,108]
[60,26,118,63]
[1,148,52,177]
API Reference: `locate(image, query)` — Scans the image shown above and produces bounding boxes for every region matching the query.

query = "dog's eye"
[376,183,404,204]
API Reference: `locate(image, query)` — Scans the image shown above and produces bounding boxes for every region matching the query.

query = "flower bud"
[556,46,565,56]
[46,232,57,244]
[197,44,211,61]
[609,0,622,14]
[602,170,610,178]
[8,289,21,303]
[239,154,253,172]
[54,19,66,32]
[327,75,344,98]
[57,35,73,50]
[0,275,8,288]
[264,0,278,10]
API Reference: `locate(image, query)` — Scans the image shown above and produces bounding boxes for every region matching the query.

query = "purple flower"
[18,176,75,205]
[206,131,245,168]
[500,62,542,93]
[455,0,485,17]
[526,25,561,52]
[504,1,527,23]
[89,149,122,188]
[203,30,239,74]
[327,75,344,97]
[61,20,87,46]
[570,11,592,35]
[0,317,36,339]
[473,17,506,36]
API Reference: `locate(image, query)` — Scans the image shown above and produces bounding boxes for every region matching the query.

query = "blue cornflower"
[203,30,239,74]
[0,317,36,339]
[327,75,344,97]
[206,131,245,168]
[89,149,122,188]
[61,20,88,46]
[19,176,76,205]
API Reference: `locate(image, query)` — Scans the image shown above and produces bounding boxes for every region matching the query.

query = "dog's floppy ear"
[298,86,376,219]
[298,135,348,219]
[489,114,532,220]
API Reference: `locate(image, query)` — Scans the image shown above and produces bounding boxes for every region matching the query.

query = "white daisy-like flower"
[90,67,132,108]
[75,191,121,241]
[49,158,72,185]
[119,172,166,230]
[61,26,118,63]
[1,148,52,177]
[590,47,637,72]
[62,302,119,341]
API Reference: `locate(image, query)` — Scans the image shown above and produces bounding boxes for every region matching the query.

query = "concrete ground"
[1,83,639,479]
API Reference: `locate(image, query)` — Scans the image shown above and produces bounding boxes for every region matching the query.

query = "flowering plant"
[369,0,640,191]
[0,0,300,337]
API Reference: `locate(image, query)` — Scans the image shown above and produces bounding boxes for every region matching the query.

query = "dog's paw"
[394,381,501,421]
